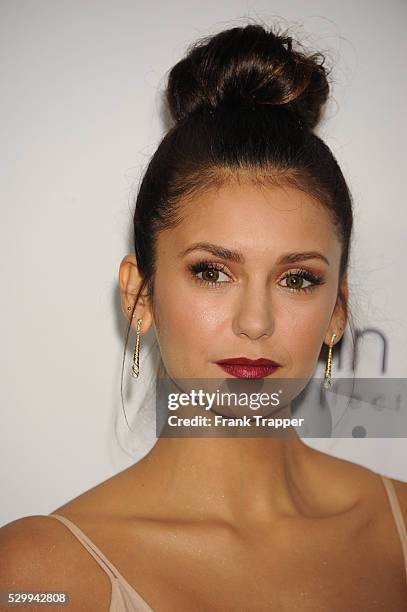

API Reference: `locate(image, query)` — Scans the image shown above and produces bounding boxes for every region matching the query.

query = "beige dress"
[48,474,407,611]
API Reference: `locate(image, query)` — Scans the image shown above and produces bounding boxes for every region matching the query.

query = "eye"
[188,260,232,288]
[278,269,323,294]
[187,261,324,293]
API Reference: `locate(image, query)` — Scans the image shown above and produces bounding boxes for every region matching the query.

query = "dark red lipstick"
[215,357,281,379]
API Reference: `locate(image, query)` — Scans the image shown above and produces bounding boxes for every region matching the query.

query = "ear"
[118,255,154,333]
[324,275,348,346]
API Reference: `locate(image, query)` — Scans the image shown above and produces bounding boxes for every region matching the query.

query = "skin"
[1,179,406,611]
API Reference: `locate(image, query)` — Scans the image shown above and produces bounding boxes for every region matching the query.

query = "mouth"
[215,357,281,379]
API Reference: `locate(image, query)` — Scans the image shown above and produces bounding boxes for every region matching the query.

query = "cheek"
[291,315,326,350]
[152,276,226,374]
[279,294,336,367]
[163,295,226,347]
[156,267,226,333]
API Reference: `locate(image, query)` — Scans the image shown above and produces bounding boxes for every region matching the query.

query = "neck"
[131,428,338,526]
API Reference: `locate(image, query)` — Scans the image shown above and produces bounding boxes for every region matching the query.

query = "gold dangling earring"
[132,318,143,378]
[323,332,337,389]
[127,306,142,378]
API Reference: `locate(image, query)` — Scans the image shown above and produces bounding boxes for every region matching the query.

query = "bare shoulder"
[305,444,407,522]
[353,462,407,522]
[357,467,407,541]
[0,515,111,611]
[0,467,147,610]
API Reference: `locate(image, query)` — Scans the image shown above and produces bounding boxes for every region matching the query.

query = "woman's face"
[142,180,346,381]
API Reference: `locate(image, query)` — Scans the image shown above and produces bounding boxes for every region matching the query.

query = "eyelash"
[187,260,324,294]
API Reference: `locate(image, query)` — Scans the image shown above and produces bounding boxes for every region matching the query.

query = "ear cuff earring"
[127,306,142,378]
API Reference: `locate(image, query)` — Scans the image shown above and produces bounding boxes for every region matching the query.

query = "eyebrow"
[178,241,330,266]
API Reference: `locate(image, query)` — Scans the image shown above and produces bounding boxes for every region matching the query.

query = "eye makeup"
[187,259,325,294]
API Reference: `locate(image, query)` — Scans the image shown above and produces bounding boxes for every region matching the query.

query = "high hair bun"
[166,24,330,131]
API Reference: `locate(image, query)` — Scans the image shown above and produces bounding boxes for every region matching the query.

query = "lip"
[216,357,281,366]
[215,357,281,379]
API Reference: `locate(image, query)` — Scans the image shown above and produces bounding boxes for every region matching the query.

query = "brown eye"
[202,268,220,282]
[188,260,232,287]
[278,270,323,294]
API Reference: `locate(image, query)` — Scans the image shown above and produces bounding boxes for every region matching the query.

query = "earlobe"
[324,325,344,347]
[126,305,154,335]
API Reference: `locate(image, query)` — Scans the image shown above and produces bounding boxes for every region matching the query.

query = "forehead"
[159,181,340,263]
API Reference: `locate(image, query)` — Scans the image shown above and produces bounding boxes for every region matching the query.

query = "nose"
[232,281,274,341]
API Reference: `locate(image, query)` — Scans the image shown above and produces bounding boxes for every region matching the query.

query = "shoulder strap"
[48,513,153,610]
[48,513,121,583]
[380,476,407,581]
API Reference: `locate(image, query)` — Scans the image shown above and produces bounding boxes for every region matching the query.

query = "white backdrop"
[1,0,406,527]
